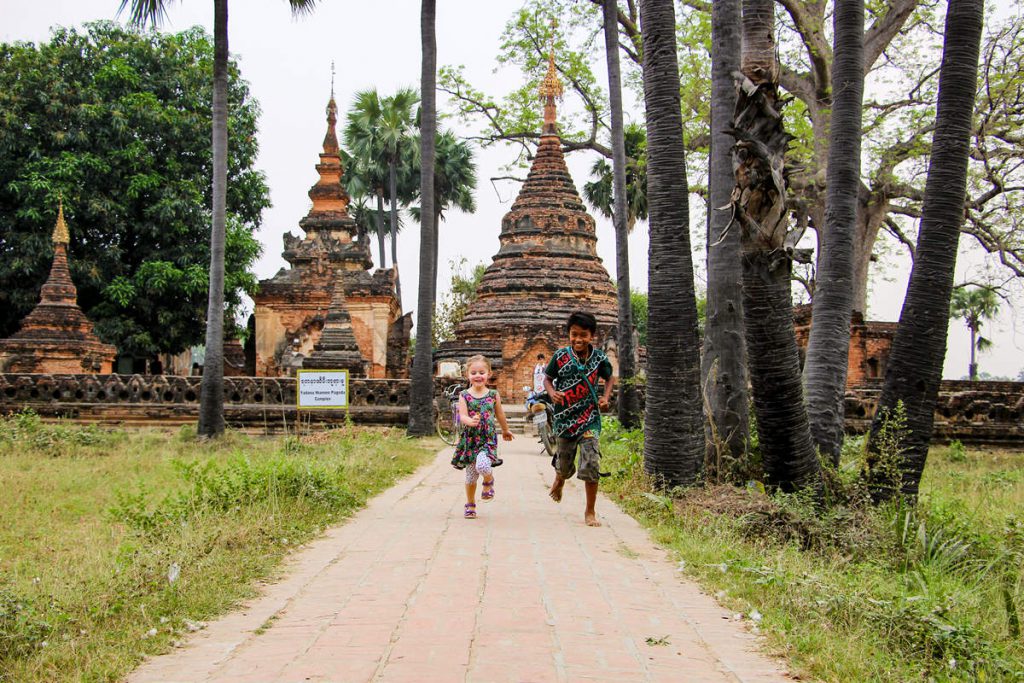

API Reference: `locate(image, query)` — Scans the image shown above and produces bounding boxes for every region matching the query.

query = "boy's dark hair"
[537,353,545,360]
[566,311,597,333]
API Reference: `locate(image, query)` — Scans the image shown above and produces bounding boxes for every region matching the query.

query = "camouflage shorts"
[554,431,601,483]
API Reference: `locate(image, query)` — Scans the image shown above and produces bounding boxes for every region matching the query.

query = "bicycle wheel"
[436,407,457,445]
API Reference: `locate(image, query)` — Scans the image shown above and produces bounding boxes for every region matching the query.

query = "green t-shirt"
[545,345,612,439]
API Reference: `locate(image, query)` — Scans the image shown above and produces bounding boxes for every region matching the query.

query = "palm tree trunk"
[702,0,748,474]
[803,0,865,465]
[969,328,977,379]
[388,158,402,301]
[866,0,984,500]
[734,0,820,492]
[433,208,442,289]
[198,0,228,438]
[375,190,387,268]
[603,0,640,429]
[408,0,437,436]
[639,0,705,488]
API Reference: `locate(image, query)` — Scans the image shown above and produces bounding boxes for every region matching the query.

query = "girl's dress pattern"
[451,389,498,469]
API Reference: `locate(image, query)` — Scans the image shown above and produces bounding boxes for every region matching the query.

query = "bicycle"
[435,383,465,445]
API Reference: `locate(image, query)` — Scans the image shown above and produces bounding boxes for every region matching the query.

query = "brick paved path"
[129,437,791,683]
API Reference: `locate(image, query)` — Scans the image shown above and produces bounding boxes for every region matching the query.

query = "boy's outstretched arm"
[599,375,615,411]
[494,394,514,440]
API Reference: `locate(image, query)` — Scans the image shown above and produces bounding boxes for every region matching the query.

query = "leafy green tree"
[950,285,1000,381]
[0,22,268,358]
[121,0,318,439]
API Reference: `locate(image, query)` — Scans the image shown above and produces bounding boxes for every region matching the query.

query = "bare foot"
[549,476,564,503]
[585,511,601,527]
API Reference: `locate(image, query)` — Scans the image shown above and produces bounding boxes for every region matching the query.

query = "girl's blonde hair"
[464,354,492,375]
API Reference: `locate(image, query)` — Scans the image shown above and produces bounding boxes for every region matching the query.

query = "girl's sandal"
[464,503,477,519]
[481,481,495,501]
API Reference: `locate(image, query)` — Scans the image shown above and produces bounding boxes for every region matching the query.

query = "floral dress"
[451,389,498,469]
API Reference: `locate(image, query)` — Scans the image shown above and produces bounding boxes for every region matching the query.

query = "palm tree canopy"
[119,0,317,26]
[582,123,647,230]
[950,285,1000,335]
[407,130,477,223]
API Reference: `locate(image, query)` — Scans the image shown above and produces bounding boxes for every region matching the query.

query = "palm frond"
[117,0,174,27]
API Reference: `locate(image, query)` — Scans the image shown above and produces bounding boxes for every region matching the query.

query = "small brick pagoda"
[0,203,116,373]
[254,95,407,378]
[437,52,618,400]
[793,304,898,385]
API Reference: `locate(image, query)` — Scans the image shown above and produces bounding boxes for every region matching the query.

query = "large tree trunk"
[408,0,437,436]
[603,0,640,429]
[852,193,890,314]
[375,190,387,269]
[702,0,748,474]
[388,158,401,301]
[198,0,228,438]
[734,0,820,492]
[803,0,865,464]
[866,0,984,500]
[639,0,705,488]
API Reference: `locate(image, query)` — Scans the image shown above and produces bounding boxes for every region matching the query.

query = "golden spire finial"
[538,17,563,135]
[52,200,70,245]
[538,18,563,101]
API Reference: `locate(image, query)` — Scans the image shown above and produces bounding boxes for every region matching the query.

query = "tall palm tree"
[406,130,478,287]
[344,88,419,283]
[341,148,388,268]
[408,0,438,437]
[702,0,748,473]
[602,0,641,429]
[733,0,820,492]
[119,0,319,439]
[582,124,648,231]
[950,286,1000,380]
[866,0,985,500]
[803,0,866,465]
[638,0,705,488]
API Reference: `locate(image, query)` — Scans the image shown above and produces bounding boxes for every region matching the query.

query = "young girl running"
[450,355,513,519]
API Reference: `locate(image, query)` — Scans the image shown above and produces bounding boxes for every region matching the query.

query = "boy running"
[543,311,614,527]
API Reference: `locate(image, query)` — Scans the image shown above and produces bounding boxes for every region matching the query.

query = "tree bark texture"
[388,158,401,301]
[733,0,820,491]
[742,252,820,490]
[803,0,865,464]
[375,191,387,269]
[702,0,749,472]
[408,0,438,436]
[639,0,706,488]
[867,0,984,499]
[603,0,641,429]
[198,0,228,438]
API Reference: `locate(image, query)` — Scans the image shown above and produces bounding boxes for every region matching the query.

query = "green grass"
[0,412,436,682]
[600,422,1024,682]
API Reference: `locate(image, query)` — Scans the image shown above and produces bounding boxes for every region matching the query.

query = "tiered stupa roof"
[0,203,116,373]
[302,277,367,375]
[452,52,618,339]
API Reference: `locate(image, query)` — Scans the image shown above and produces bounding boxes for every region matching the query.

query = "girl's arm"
[458,394,480,428]
[494,393,514,440]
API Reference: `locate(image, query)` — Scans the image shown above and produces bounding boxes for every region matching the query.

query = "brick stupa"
[302,276,368,375]
[0,203,116,373]
[438,52,618,399]
[254,95,406,378]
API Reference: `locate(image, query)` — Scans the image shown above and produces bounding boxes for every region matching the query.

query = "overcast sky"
[3,0,1022,380]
